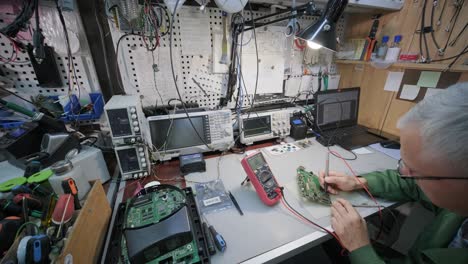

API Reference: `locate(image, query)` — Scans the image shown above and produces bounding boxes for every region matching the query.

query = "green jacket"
[349,170,468,264]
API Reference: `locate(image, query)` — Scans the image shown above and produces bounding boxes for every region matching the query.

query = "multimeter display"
[247,154,266,170]
[241,152,281,206]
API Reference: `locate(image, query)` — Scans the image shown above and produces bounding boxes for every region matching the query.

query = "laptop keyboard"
[319,126,367,138]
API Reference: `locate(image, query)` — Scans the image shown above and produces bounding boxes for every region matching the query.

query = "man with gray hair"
[318,83,468,263]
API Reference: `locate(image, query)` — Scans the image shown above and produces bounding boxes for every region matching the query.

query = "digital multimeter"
[241,151,281,206]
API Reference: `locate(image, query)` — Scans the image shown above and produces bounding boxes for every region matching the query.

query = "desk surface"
[185,138,398,264]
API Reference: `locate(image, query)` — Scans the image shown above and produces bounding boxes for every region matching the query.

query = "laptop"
[313,87,385,150]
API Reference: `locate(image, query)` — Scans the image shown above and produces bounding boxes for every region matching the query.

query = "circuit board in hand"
[121,187,201,264]
[297,166,331,205]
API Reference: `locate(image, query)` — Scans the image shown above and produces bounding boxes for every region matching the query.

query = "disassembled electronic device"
[297,166,331,205]
[104,185,210,264]
[239,108,297,145]
[241,151,281,206]
[148,110,233,161]
[105,95,151,179]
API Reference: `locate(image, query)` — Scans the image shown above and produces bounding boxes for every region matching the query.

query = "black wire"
[436,0,447,26]
[445,45,468,69]
[154,4,170,37]
[280,189,344,245]
[0,0,36,38]
[34,0,39,32]
[423,1,431,61]
[115,32,140,94]
[378,95,394,136]
[244,1,260,120]
[449,22,468,47]
[56,0,83,129]
[441,0,464,52]
[430,0,441,53]
[419,0,428,62]
[168,0,212,150]
[431,44,468,62]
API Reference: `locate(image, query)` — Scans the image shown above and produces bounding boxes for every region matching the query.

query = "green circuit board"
[297,166,331,205]
[121,237,200,264]
[121,188,201,264]
[124,189,186,228]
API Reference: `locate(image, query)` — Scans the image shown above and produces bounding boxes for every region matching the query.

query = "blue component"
[180,153,202,160]
[9,128,26,138]
[382,35,390,43]
[292,119,303,125]
[33,240,42,262]
[394,35,402,43]
[215,234,226,252]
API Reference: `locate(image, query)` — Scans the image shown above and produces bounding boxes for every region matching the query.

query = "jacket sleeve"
[349,245,386,264]
[361,169,431,204]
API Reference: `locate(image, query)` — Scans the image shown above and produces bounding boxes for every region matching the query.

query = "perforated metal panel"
[0,10,101,101]
[111,5,346,109]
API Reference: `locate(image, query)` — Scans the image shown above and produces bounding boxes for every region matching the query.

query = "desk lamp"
[297,0,348,51]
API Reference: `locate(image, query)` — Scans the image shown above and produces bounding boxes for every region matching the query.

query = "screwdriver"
[202,222,216,255]
[209,225,226,252]
[61,179,81,210]
[203,216,226,252]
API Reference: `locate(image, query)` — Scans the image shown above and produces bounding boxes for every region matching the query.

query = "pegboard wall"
[0,4,101,105]
[111,5,346,109]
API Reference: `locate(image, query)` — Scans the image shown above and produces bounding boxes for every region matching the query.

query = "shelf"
[335,60,468,72]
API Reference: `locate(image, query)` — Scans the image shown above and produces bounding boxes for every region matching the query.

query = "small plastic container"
[377,35,389,59]
[49,93,104,123]
[385,35,402,62]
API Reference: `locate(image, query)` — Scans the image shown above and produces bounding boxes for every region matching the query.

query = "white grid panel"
[0,11,100,101]
[112,5,346,109]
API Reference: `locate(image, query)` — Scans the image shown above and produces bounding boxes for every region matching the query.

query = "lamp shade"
[297,0,348,51]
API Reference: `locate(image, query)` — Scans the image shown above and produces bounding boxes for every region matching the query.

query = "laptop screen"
[315,88,360,130]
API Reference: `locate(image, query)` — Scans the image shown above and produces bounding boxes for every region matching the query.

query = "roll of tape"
[17,236,32,264]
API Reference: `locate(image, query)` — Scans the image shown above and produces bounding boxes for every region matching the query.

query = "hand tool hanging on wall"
[363,15,380,61]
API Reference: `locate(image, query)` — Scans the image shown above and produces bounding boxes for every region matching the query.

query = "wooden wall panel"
[345,0,467,63]
[338,0,468,138]
[338,64,468,137]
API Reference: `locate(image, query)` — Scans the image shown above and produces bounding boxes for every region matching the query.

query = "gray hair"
[397,82,468,174]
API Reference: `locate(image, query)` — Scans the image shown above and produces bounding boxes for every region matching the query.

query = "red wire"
[279,197,348,253]
[294,38,307,50]
[0,36,18,63]
[328,150,384,241]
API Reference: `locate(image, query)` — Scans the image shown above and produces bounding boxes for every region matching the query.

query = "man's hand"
[318,170,367,194]
[331,198,370,252]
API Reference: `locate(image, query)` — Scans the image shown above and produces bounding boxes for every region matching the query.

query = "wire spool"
[26,169,54,195]
[0,177,27,193]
